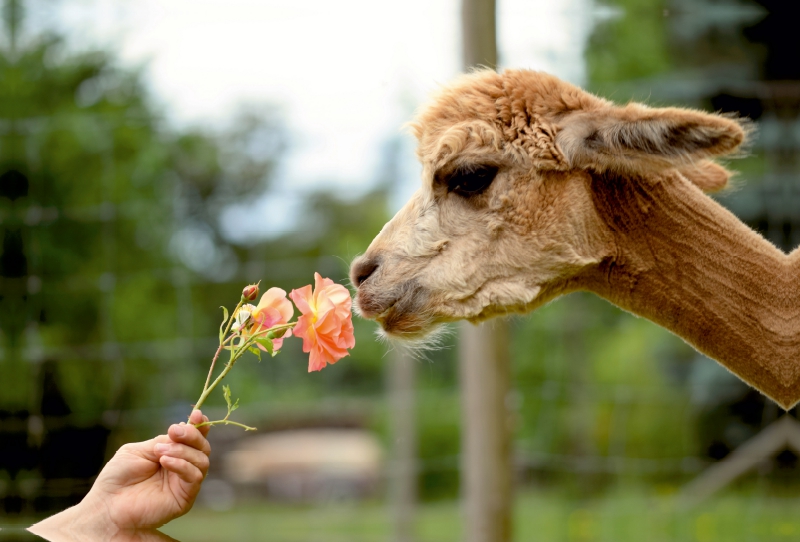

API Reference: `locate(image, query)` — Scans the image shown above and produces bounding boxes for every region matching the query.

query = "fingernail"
[154,443,169,453]
[173,425,186,437]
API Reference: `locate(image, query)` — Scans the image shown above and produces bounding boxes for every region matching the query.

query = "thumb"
[189,409,211,438]
[118,435,172,463]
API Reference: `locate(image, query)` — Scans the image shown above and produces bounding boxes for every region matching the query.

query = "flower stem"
[193,419,256,431]
[203,334,235,393]
[192,299,246,420]
[192,321,297,413]
[194,357,237,412]
[203,300,244,394]
[254,322,296,337]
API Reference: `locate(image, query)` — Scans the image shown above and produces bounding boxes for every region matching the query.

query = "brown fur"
[350,69,800,408]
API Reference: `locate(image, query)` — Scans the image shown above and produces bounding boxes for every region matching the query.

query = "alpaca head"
[350,70,747,338]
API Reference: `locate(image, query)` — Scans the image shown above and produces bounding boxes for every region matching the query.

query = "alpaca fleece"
[351,69,800,409]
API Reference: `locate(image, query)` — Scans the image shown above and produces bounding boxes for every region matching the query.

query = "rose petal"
[290,285,314,316]
[257,288,294,323]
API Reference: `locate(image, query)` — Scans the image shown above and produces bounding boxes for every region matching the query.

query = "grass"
[161,487,800,542]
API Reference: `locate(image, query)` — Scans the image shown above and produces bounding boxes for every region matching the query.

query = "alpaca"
[350,70,800,409]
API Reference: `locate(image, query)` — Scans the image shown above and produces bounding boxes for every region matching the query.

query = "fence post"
[389,348,417,542]
[459,319,513,542]
[459,2,514,541]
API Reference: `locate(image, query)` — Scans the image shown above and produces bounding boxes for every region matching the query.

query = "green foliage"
[0,32,175,416]
[0,7,286,432]
[417,390,461,500]
[581,1,795,489]
[586,0,671,84]
[510,292,698,489]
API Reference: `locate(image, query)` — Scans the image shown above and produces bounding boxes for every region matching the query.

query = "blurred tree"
[587,0,671,84]
[568,0,800,492]
[0,0,287,514]
[169,105,285,280]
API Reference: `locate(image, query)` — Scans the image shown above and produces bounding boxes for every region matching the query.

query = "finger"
[200,415,210,438]
[154,442,210,477]
[189,409,211,439]
[188,409,203,425]
[168,421,211,457]
[159,455,204,486]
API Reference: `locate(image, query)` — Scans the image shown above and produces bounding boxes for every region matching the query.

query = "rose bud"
[242,283,260,302]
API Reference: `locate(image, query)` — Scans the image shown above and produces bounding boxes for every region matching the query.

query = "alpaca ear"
[676,160,732,193]
[555,103,747,174]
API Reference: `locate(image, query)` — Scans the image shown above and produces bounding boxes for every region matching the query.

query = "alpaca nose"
[351,255,381,287]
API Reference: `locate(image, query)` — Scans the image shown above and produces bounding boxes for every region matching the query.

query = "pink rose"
[290,273,355,372]
[250,287,294,350]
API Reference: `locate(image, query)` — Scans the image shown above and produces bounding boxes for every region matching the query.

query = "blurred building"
[224,429,383,502]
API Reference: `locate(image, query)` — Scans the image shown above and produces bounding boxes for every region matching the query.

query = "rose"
[290,273,356,372]
[232,288,294,351]
[241,283,259,302]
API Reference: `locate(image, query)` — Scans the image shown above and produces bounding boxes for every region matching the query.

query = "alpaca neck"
[580,171,797,408]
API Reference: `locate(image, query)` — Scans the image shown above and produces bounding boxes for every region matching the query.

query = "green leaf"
[219,306,229,343]
[255,337,274,355]
[222,384,240,415]
[248,346,262,361]
[222,384,232,409]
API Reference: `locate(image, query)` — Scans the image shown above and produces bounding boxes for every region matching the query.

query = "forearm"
[28,497,117,542]
[29,503,179,542]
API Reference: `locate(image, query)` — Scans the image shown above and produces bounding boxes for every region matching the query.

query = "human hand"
[29,410,211,539]
[88,409,212,529]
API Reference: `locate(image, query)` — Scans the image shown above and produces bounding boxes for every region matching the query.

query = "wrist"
[29,495,118,541]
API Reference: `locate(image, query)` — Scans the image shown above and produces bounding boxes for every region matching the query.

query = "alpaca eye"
[446,165,499,196]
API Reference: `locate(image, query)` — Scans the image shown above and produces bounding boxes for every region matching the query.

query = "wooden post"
[459,319,513,542]
[388,348,417,542]
[459,3,513,542]
[462,0,498,70]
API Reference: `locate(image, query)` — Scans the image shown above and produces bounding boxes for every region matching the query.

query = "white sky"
[44,0,596,241]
